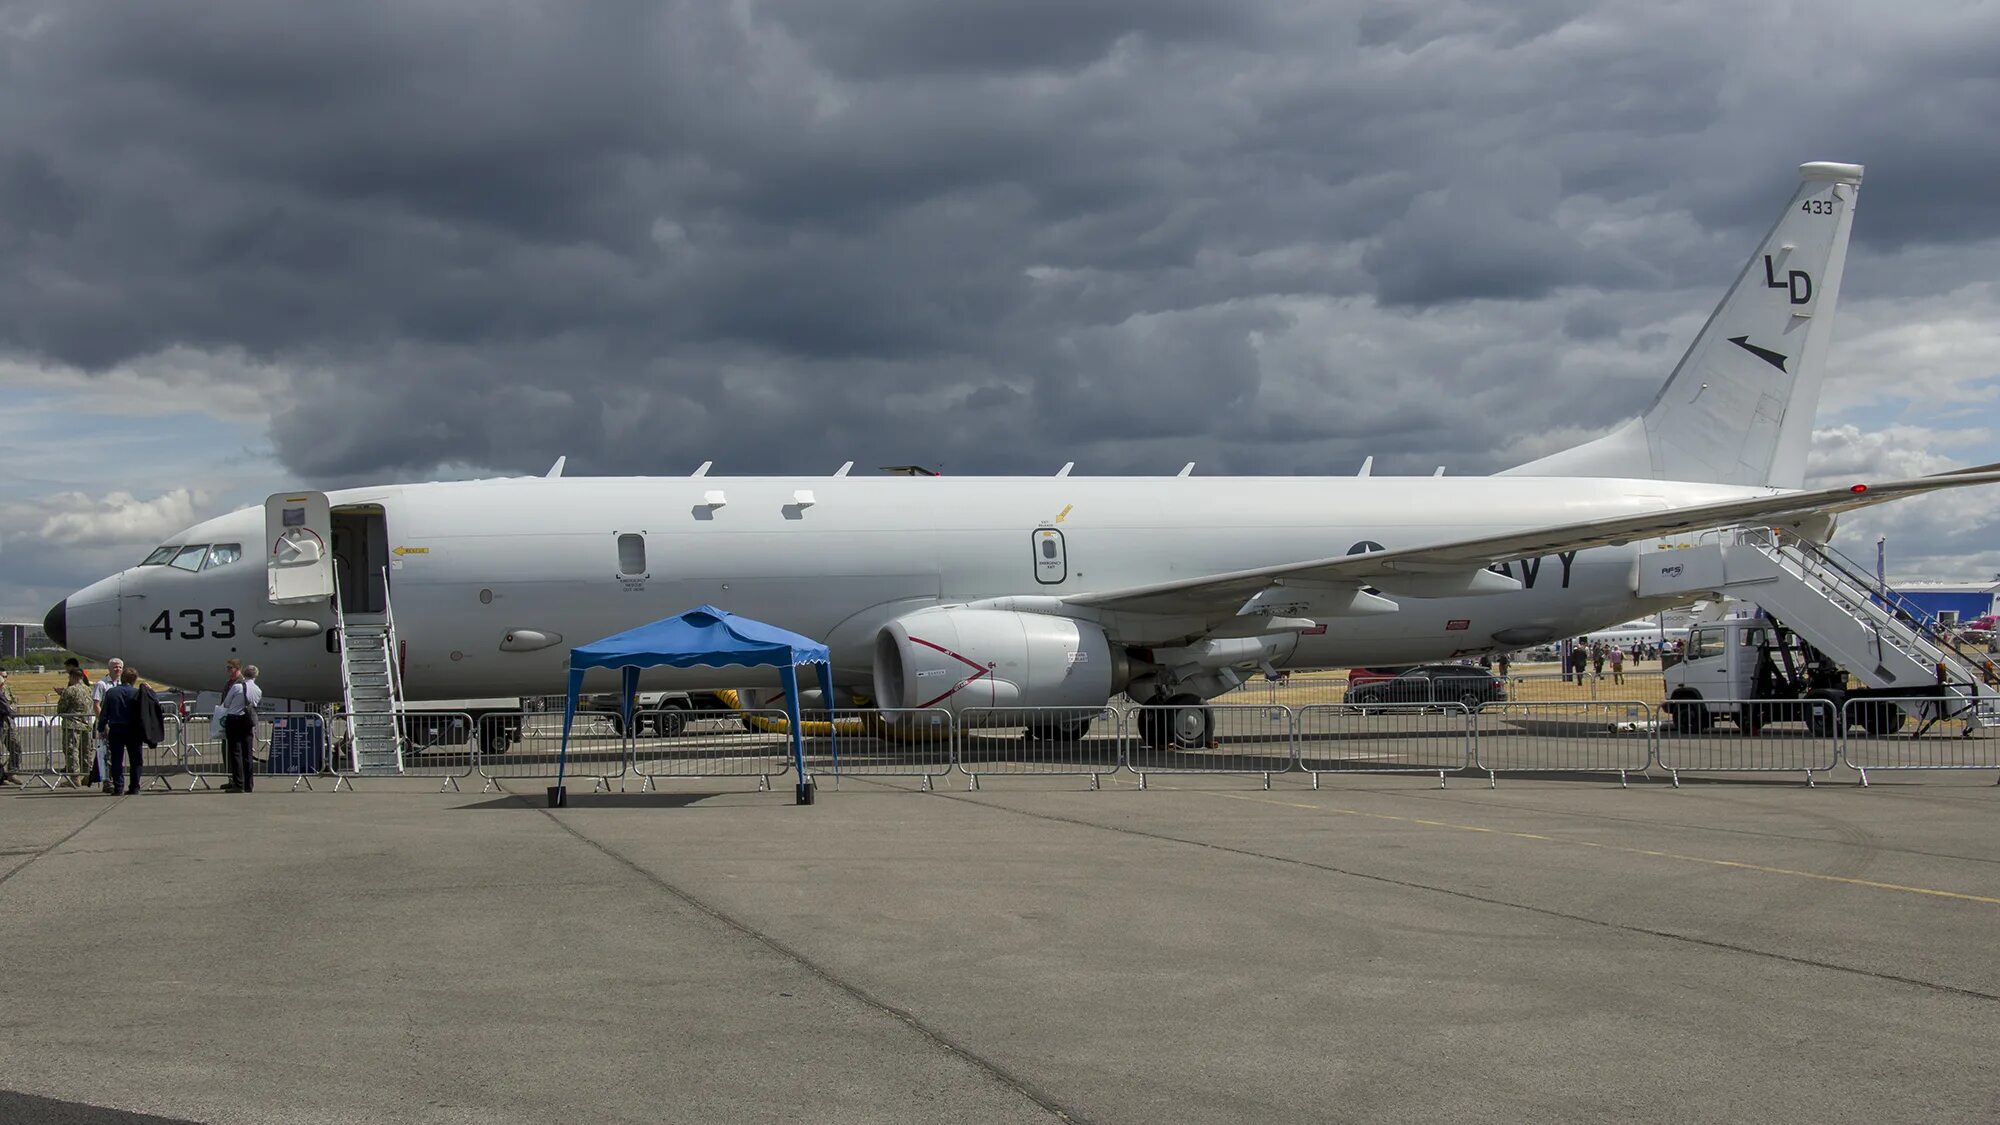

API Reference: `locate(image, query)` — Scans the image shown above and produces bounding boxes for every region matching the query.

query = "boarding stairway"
[333,573,408,775]
[1640,529,1999,731]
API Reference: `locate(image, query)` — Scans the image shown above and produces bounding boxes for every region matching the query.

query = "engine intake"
[873,609,1122,719]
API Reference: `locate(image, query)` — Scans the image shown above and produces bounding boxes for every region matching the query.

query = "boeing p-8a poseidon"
[43,162,2000,739]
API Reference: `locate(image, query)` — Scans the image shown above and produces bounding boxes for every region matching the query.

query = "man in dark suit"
[95,668,163,795]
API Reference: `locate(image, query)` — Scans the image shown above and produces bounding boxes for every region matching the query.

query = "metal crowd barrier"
[476,711,627,792]
[631,706,796,790]
[1124,703,1294,788]
[1841,696,2000,787]
[1656,696,1840,786]
[1294,702,1473,786]
[813,708,955,788]
[392,710,479,792]
[179,710,331,790]
[14,704,91,790]
[955,706,1124,789]
[1471,702,1656,787]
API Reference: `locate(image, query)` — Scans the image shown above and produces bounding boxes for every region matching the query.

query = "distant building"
[0,621,58,659]
[1892,582,2000,626]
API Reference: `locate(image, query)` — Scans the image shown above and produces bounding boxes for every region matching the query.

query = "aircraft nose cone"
[44,599,67,650]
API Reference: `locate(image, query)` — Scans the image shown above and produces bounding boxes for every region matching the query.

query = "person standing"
[1567,642,1588,685]
[1590,643,1606,681]
[57,666,94,786]
[220,664,263,793]
[96,667,158,795]
[0,669,23,786]
[91,657,124,792]
[1609,644,1625,686]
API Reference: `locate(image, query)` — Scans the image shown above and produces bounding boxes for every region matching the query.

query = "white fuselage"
[58,473,1770,700]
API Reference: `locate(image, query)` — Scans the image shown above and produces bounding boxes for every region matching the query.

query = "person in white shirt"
[90,657,124,790]
[220,661,264,793]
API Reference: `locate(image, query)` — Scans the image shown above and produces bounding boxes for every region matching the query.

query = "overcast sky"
[4,0,1998,619]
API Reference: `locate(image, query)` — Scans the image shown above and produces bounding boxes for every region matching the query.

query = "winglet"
[544,456,566,479]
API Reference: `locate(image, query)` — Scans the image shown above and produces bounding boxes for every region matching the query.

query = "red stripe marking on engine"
[908,635,993,709]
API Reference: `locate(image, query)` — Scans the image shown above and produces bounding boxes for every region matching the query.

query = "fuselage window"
[206,543,244,569]
[140,546,179,566]
[617,533,647,576]
[169,544,210,572]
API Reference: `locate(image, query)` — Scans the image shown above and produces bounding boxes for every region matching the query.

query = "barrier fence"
[8,696,1996,795]
[632,707,797,790]
[1841,696,2000,786]
[956,706,1125,787]
[1295,702,1473,786]
[815,708,956,786]
[1656,697,1841,785]
[1472,702,1656,786]
[1125,703,1294,787]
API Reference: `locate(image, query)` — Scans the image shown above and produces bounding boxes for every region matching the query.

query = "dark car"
[1344,665,1413,688]
[1343,664,1507,710]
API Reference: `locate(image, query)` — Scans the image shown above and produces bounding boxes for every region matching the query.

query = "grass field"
[5,668,179,706]
[1225,663,1670,708]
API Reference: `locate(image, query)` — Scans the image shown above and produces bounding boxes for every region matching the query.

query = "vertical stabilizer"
[1504,162,1863,488]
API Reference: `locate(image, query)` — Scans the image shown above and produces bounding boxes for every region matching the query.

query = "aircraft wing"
[1066,464,2000,617]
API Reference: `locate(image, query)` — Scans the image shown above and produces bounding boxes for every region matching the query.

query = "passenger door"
[265,491,334,605]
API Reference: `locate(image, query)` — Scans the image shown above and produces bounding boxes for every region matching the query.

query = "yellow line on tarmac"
[1200,790,2000,907]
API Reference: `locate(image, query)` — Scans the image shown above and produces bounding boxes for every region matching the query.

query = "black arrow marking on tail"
[1728,335,1788,372]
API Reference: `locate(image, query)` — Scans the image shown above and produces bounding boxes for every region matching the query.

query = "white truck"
[1661,617,1909,736]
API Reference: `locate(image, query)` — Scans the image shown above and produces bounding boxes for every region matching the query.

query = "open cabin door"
[265,491,334,606]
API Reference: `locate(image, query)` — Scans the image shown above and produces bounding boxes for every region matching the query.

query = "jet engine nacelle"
[873,609,1124,718]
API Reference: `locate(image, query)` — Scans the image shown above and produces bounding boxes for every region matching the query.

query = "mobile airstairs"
[332,571,409,780]
[1638,529,2000,734]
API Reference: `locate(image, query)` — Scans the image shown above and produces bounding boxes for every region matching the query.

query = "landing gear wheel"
[1141,693,1213,751]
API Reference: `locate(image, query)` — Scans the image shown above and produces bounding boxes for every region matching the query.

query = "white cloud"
[36,488,210,548]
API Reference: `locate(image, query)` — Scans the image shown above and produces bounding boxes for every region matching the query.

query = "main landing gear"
[1135,692,1215,751]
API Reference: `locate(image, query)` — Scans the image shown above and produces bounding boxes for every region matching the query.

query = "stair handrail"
[1751,529,1986,678]
[379,566,408,769]
[1799,538,1991,669]
[330,558,360,772]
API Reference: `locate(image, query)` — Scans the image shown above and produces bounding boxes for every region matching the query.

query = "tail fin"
[1504,161,1863,488]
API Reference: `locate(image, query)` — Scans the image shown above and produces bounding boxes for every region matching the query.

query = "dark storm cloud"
[4,0,2000,491]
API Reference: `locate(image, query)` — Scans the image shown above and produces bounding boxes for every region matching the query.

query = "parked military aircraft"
[43,162,2000,745]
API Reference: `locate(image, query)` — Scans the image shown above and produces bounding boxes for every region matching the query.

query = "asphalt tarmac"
[4,768,1999,1124]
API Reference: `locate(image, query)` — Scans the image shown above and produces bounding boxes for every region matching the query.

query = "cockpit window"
[206,543,243,568]
[141,546,180,566]
[169,545,210,572]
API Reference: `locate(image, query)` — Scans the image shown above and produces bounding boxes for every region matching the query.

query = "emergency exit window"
[617,533,647,576]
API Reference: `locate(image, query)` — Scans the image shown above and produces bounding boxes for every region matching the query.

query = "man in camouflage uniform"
[56,666,95,785]
[0,669,22,785]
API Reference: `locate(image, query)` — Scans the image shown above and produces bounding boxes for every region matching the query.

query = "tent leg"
[796,779,815,805]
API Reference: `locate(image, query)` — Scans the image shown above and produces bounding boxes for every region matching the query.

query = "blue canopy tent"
[554,605,835,805]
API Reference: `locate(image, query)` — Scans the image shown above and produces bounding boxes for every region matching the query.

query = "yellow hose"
[715,689,868,736]
[715,689,952,742]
